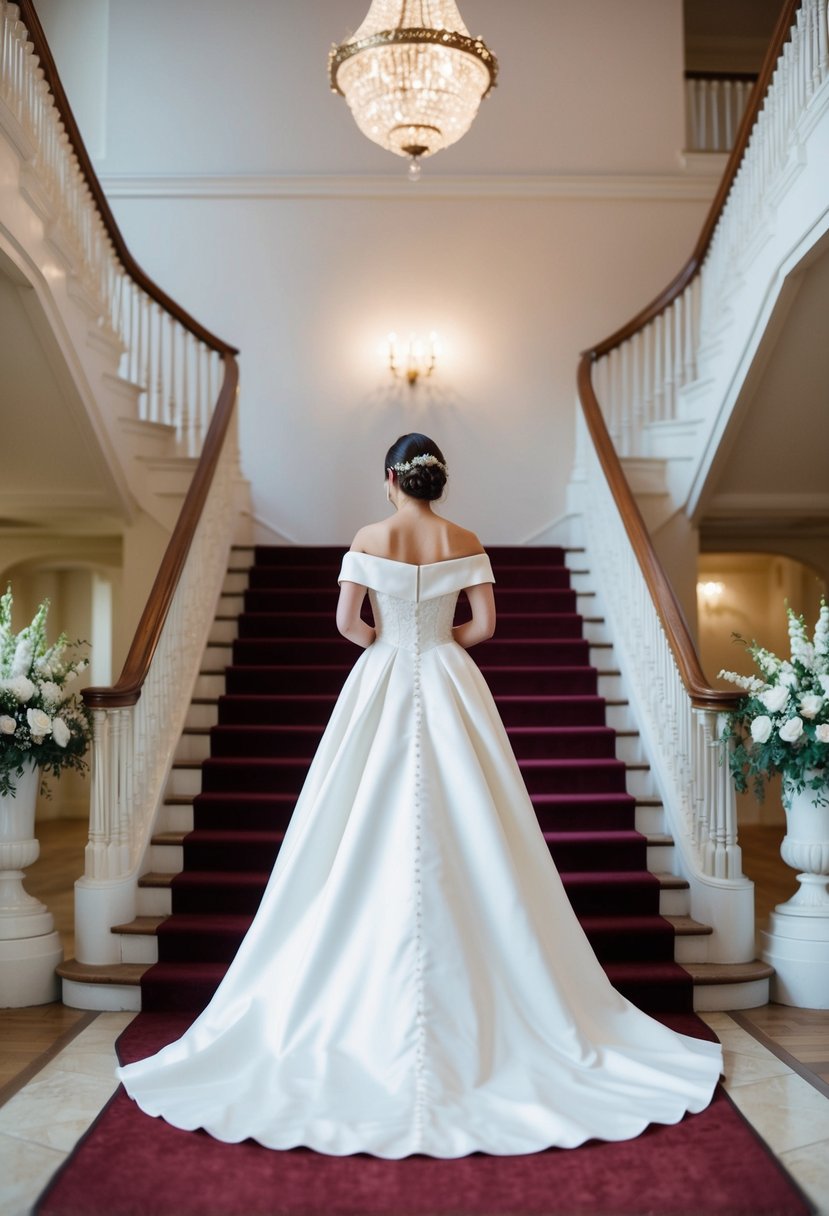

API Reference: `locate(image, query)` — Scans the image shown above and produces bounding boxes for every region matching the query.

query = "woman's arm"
[336,580,376,648]
[453,582,496,649]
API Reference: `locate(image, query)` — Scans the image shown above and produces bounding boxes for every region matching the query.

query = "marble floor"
[0,1008,827,1215]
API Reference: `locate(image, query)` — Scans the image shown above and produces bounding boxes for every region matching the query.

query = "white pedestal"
[0,930,62,1006]
[762,908,829,1009]
[0,763,63,1006]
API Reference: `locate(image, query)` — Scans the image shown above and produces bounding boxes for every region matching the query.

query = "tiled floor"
[0,1009,827,1215]
[0,1011,134,1215]
[703,1011,829,1208]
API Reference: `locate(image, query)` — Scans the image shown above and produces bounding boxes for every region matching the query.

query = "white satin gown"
[117,551,722,1158]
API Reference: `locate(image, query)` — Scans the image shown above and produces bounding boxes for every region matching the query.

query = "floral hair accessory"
[391,454,448,476]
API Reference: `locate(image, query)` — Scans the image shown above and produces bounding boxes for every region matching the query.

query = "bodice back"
[369,590,459,653]
[337,550,495,656]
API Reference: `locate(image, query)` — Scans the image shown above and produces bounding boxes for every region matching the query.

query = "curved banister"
[17,0,237,358]
[8,1,241,710]
[576,359,737,713]
[577,0,803,713]
[589,0,799,360]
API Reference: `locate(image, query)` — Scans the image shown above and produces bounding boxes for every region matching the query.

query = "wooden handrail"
[684,70,759,82]
[18,0,237,357]
[577,360,737,713]
[577,0,802,712]
[10,3,242,707]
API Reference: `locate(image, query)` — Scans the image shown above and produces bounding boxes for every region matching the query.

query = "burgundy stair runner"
[142,547,691,1014]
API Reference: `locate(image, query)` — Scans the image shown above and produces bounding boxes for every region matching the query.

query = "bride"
[116,432,723,1158]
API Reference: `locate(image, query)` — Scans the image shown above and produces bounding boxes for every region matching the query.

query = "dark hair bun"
[397,462,446,501]
[384,432,448,502]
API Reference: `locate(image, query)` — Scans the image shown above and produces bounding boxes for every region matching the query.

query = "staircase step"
[684,960,774,1011]
[247,564,575,590]
[112,916,165,935]
[57,959,149,985]
[505,726,618,759]
[243,587,580,613]
[602,962,694,1013]
[520,758,627,795]
[223,663,604,698]
[141,962,228,1013]
[192,792,299,830]
[579,915,676,962]
[559,870,661,915]
[531,793,637,831]
[254,546,347,566]
[218,693,338,726]
[157,913,254,963]
[209,725,326,757]
[231,637,592,667]
[236,610,588,641]
[684,960,773,985]
[544,830,647,871]
[217,692,612,729]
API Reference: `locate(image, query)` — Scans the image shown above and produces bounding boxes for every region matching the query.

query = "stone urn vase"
[777,771,829,913]
[761,769,829,1008]
[0,762,62,1006]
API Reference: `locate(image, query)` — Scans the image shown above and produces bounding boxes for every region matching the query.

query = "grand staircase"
[61,545,770,1013]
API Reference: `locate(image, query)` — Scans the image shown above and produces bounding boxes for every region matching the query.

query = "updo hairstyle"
[385,433,448,502]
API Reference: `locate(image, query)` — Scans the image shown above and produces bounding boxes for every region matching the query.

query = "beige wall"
[40,0,714,544]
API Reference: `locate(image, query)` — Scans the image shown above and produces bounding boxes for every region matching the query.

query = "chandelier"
[328,1,498,180]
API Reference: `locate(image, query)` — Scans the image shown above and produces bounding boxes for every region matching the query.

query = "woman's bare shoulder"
[349,520,390,553]
[442,521,485,557]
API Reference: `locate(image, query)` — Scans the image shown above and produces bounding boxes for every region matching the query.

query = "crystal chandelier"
[329,1,498,180]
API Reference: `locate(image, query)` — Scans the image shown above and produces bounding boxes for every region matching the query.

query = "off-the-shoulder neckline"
[345,551,488,571]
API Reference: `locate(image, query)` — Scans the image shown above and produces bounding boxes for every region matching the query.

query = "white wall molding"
[98,172,723,204]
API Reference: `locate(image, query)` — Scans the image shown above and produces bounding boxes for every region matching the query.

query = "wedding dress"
[117,551,723,1158]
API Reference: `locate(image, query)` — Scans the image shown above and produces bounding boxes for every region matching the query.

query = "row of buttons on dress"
[412,618,427,1144]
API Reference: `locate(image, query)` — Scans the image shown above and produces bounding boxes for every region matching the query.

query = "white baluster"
[630,330,643,445]
[652,312,664,423]
[179,331,191,450]
[85,708,110,880]
[154,303,164,424]
[641,322,653,427]
[167,315,177,428]
[813,0,824,86]
[619,341,630,456]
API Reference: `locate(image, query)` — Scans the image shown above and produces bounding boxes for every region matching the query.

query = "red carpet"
[140,546,694,1016]
[33,1013,812,1216]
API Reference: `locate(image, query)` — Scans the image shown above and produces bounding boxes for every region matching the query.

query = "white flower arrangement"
[0,586,92,798]
[719,600,829,804]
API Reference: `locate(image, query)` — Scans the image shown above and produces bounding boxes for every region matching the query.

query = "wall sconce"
[697,580,725,610]
[387,331,439,386]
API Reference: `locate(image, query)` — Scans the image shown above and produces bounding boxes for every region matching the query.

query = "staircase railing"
[575,0,827,960]
[2,0,235,455]
[592,0,825,458]
[5,0,244,963]
[684,72,757,153]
